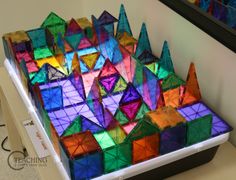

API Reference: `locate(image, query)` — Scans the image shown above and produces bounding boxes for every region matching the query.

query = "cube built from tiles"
[145,106,187,154]
[125,119,159,164]
[60,131,103,180]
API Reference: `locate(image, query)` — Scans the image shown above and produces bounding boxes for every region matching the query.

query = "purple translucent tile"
[191,103,208,112]
[178,102,232,137]
[102,94,123,115]
[48,103,102,136]
[160,124,186,154]
[120,84,141,104]
[81,116,104,133]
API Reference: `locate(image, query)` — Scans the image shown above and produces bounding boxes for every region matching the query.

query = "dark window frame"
[159,0,236,53]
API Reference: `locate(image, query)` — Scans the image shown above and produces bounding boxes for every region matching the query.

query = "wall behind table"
[0,0,235,145]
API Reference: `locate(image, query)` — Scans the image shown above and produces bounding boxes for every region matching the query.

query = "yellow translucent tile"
[76,17,92,29]
[118,32,137,46]
[35,57,67,74]
[3,30,30,43]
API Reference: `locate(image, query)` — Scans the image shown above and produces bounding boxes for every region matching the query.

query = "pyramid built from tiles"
[2,4,232,180]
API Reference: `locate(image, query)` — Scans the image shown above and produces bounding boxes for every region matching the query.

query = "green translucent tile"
[116,4,133,37]
[186,114,212,146]
[115,109,129,125]
[145,62,158,75]
[107,126,126,144]
[34,47,53,60]
[31,66,47,85]
[135,103,150,120]
[94,131,115,150]
[41,109,51,139]
[85,27,93,39]
[113,77,127,93]
[99,84,107,96]
[65,33,83,50]
[103,142,131,173]
[161,73,185,92]
[135,23,152,58]
[29,72,37,80]
[133,61,144,87]
[41,12,66,27]
[62,116,81,137]
[125,119,159,142]
[158,41,174,79]
[158,66,171,80]
[47,24,66,43]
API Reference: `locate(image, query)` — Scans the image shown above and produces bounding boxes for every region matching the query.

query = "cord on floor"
[0,124,11,152]
[1,136,10,152]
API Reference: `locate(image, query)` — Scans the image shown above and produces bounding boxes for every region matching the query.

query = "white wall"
[0,0,235,145]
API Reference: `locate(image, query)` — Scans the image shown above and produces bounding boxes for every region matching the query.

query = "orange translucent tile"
[71,52,81,74]
[61,131,101,159]
[163,87,180,108]
[182,63,201,106]
[146,106,186,130]
[132,133,159,164]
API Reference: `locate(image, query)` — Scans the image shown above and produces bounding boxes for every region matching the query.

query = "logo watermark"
[7,151,47,170]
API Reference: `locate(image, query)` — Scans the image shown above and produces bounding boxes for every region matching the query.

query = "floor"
[0,104,40,180]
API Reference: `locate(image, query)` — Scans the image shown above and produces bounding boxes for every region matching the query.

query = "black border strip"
[159,0,236,53]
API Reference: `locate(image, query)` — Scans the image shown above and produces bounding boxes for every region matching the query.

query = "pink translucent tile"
[16,51,32,63]
[26,61,38,73]
[82,71,100,96]
[123,122,137,134]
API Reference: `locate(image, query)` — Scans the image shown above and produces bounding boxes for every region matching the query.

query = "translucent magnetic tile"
[122,122,137,134]
[40,79,84,107]
[26,61,38,73]
[72,152,103,180]
[16,51,32,63]
[102,94,123,115]
[41,86,63,111]
[94,131,115,150]
[97,37,120,61]
[48,103,101,136]
[82,71,100,96]
[34,47,53,60]
[178,102,232,137]
[61,131,101,158]
[77,47,97,57]
[36,56,65,73]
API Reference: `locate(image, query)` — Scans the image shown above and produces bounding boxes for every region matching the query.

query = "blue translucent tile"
[72,152,103,180]
[41,86,63,111]
[160,124,186,154]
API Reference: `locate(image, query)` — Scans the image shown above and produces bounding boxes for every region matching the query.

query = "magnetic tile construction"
[2,4,232,180]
